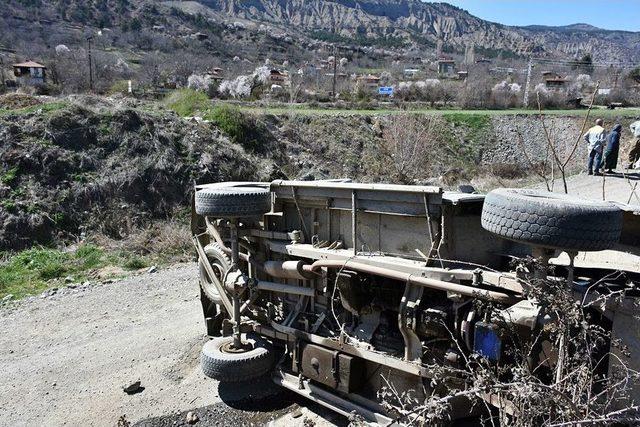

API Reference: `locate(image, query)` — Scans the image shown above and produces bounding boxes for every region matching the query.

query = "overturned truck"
[191,180,640,425]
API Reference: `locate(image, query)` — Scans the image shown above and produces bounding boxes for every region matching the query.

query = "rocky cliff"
[198,0,640,62]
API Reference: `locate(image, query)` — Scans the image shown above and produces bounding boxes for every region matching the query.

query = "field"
[235,104,640,117]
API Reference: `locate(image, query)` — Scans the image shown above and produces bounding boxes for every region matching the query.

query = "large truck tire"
[201,334,275,383]
[481,188,622,252]
[195,186,271,217]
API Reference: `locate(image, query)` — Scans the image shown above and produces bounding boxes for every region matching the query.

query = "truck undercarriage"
[191,180,640,425]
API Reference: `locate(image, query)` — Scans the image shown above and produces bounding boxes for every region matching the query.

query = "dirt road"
[0,264,342,427]
[534,172,640,207]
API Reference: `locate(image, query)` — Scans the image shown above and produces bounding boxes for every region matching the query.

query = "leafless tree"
[514,122,554,191]
[535,83,600,194]
[378,114,438,184]
[286,67,304,104]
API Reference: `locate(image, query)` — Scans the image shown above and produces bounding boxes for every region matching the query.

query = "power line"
[531,57,639,69]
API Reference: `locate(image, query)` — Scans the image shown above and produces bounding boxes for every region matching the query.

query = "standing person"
[584,118,607,176]
[603,124,622,174]
[629,120,640,169]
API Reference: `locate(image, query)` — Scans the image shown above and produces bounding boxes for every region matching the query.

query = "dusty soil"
[0,264,344,427]
[533,171,640,207]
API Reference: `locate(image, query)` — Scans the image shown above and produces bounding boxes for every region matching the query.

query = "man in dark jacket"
[604,123,622,173]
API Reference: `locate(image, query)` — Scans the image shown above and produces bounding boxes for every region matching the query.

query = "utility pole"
[332,44,337,98]
[0,55,5,91]
[523,58,533,108]
[87,35,94,92]
[613,66,620,90]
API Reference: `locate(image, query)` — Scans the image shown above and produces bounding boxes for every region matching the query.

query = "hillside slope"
[2,0,639,66]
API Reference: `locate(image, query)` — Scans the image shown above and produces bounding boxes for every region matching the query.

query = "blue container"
[473,322,502,361]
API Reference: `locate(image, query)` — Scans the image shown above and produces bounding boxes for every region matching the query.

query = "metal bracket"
[399,283,424,362]
[193,235,234,315]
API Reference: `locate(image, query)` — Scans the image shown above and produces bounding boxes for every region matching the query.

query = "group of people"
[583,118,640,175]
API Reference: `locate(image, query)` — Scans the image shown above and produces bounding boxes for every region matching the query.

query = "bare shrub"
[458,77,493,109]
[535,84,567,109]
[379,259,640,426]
[376,114,438,184]
[91,218,192,263]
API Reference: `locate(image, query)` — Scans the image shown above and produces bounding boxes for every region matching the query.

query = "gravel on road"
[0,264,342,426]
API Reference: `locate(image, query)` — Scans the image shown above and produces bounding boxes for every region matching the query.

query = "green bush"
[2,167,18,184]
[204,105,259,150]
[123,256,148,270]
[0,244,156,299]
[76,244,104,269]
[39,263,67,280]
[1,200,16,212]
[108,80,131,96]
[164,89,210,117]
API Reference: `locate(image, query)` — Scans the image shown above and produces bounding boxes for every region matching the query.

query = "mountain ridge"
[1,0,639,71]
[192,0,640,62]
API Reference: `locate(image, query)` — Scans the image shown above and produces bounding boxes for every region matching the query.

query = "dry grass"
[90,219,193,264]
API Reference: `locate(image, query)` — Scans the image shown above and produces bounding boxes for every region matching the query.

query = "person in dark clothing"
[604,123,622,173]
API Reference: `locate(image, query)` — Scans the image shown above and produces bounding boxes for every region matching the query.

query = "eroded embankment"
[1,96,636,251]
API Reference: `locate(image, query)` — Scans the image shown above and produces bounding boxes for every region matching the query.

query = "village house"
[541,71,563,79]
[437,58,456,76]
[269,69,288,84]
[457,70,469,80]
[357,74,381,88]
[207,67,225,82]
[12,60,46,85]
[403,68,421,79]
[545,76,569,90]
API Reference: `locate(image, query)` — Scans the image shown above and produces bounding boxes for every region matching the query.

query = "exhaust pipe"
[263,260,317,280]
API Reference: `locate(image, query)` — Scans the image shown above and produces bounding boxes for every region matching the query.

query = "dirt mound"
[0,101,284,250]
[0,93,42,110]
[65,94,117,110]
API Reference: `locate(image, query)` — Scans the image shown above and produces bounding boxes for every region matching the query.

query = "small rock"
[64,276,74,283]
[147,266,158,274]
[186,412,199,425]
[2,294,13,302]
[83,281,91,286]
[123,381,143,395]
[67,284,77,290]
[291,408,303,418]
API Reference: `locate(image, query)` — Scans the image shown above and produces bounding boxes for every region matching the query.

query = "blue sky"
[432,1,640,32]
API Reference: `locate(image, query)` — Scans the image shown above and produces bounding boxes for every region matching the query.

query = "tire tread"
[481,188,622,251]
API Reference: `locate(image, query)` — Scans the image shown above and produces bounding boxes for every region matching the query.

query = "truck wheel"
[199,243,231,304]
[481,188,622,252]
[199,243,231,336]
[195,186,271,217]
[201,334,275,383]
